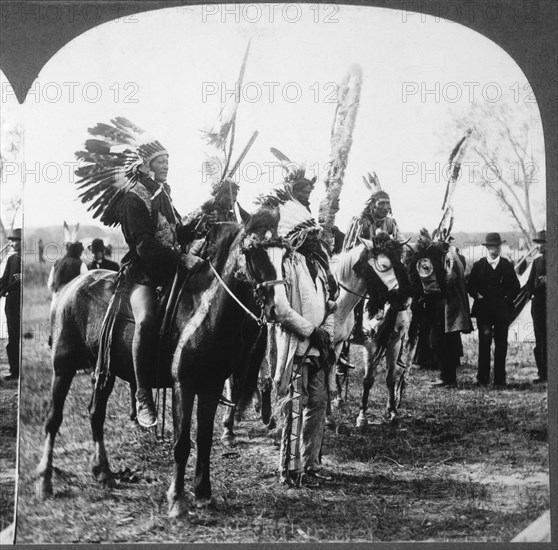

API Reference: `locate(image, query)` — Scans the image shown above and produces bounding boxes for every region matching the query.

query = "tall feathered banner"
[318,64,362,247]
[433,128,473,240]
[201,39,252,194]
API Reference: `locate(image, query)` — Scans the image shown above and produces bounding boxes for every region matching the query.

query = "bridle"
[338,281,367,300]
[206,232,291,325]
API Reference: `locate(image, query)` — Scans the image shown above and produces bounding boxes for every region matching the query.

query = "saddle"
[91,269,182,390]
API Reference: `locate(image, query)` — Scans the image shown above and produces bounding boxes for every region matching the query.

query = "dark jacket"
[0,253,21,297]
[88,258,120,272]
[525,255,546,300]
[467,256,520,322]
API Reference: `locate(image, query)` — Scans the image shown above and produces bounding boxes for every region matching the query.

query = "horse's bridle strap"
[338,282,367,300]
[257,279,287,289]
[209,261,262,325]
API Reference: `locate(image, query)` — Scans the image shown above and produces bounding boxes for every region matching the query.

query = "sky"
[0,3,546,235]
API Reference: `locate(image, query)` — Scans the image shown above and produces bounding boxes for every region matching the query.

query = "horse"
[331,234,412,426]
[220,331,273,444]
[402,233,466,375]
[36,215,283,517]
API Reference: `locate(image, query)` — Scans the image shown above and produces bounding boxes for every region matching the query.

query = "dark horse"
[36,214,282,517]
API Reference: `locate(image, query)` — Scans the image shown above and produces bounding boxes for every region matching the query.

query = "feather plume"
[362,171,382,192]
[74,117,165,227]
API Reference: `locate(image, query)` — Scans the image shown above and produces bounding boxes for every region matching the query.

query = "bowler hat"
[482,232,505,246]
[532,230,546,243]
[89,238,105,253]
[7,228,21,241]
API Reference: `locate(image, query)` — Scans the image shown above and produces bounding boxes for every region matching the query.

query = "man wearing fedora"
[467,232,520,386]
[524,230,547,383]
[88,238,119,272]
[0,229,22,381]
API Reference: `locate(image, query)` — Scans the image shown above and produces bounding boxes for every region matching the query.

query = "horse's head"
[352,232,412,315]
[239,205,291,322]
[405,229,453,299]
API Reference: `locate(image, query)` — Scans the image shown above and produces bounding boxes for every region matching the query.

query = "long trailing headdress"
[74,117,168,227]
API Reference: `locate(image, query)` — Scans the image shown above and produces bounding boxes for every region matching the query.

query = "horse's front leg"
[384,335,402,423]
[194,387,221,506]
[89,374,116,486]
[356,340,378,428]
[221,377,236,443]
[167,381,195,518]
[36,368,77,499]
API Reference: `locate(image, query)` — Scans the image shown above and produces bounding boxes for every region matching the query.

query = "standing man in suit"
[0,229,22,381]
[87,238,119,271]
[524,230,547,383]
[467,233,520,386]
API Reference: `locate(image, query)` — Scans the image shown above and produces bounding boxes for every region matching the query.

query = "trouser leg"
[440,332,460,384]
[5,296,20,377]
[279,361,303,478]
[493,319,509,385]
[532,302,546,380]
[301,363,327,471]
[129,284,158,390]
[477,319,492,383]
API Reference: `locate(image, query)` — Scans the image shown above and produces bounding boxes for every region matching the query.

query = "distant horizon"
[1,5,544,233]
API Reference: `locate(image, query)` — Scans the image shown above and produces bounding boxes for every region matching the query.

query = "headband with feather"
[74,117,168,226]
[269,147,316,199]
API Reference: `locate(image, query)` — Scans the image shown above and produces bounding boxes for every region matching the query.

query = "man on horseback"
[343,189,399,249]
[116,151,204,427]
[74,118,204,428]
[339,185,400,370]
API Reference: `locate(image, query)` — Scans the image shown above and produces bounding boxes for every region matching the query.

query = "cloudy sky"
[1,3,546,235]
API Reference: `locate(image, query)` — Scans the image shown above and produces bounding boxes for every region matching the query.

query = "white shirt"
[486,255,501,270]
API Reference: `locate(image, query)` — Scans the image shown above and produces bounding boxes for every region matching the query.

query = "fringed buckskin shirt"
[270,251,335,396]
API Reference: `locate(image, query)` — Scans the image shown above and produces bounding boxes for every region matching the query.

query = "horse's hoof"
[356,413,368,429]
[168,497,188,518]
[35,478,53,500]
[325,415,336,429]
[221,430,235,446]
[266,417,276,430]
[93,465,115,487]
[194,496,218,511]
[334,397,344,409]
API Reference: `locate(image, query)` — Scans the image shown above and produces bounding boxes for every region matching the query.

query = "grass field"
[15,275,549,543]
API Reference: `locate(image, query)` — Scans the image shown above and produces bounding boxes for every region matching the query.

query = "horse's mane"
[334,245,364,285]
[204,222,243,272]
[245,205,279,235]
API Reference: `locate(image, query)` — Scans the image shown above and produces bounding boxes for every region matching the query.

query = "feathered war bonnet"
[74,117,168,227]
[255,147,321,251]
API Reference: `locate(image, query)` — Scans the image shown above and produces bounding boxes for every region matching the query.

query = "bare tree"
[450,100,544,243]
[1,113,23,241]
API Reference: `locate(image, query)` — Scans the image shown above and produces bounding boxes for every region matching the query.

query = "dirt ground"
[14,283,550,544]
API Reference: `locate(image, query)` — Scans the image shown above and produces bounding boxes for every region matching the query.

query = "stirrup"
[219,395,235,408]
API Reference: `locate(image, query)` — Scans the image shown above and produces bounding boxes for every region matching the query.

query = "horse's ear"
[238,203,251,226]
[359,237,374,251]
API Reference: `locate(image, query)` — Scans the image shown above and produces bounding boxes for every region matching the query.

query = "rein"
[208,261,263,325]
[338,281,367,300]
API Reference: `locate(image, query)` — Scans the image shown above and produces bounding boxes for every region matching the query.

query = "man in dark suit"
[0,229,22,380]
[467,233,520,386]
[524,230,547,383]
[87,238,119,271]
